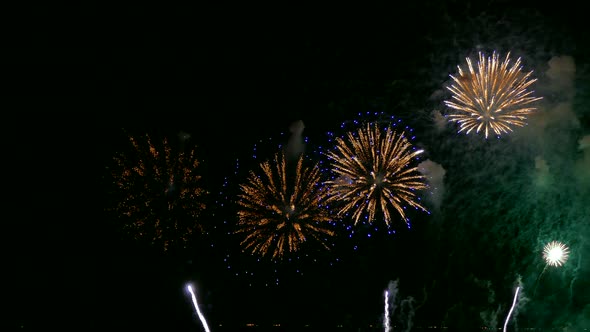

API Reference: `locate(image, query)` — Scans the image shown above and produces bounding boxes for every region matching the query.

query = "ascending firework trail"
[503,286,520,332]
[187,284,211,332]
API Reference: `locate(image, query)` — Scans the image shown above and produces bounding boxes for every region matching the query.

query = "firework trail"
[444,51,542,138]
[383,280,400,332]
[503,286,520,332]
[384,290,390,332]
[382,280,418,332]
[187,284,211,332]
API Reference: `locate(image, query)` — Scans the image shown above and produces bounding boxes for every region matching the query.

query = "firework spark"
[324,123,428,226]
[543,241,570,267]
[444,51,542,138]
[109,134,206,251]
[236,152,335,259]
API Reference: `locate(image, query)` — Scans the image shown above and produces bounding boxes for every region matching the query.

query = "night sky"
[9,2,590,331]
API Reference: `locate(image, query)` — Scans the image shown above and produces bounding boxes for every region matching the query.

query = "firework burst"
[444,51,542,138]
[108,134,206,251]
[324,123,428,226]
[236,151,335,259]
[543,241,570,267]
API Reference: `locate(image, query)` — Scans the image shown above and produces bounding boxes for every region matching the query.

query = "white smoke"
[285,120,305,160]
[510,276,529,331]
[384,280,418,332]
[523,55,579,140]
[533,156,552,188]
[545,56,576,98]
[417,159,446,211]
[386,279,399,320]
[575,135,590,184]
[518,55,587,191]
[399,297,416,332]
[432,110,448,133]
[578,135,590,150]
[474,278,501,330]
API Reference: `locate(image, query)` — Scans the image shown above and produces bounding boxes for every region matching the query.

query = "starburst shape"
[324,123,428,226]
[543,241,569,267]
[236,152,335,259]
[444,51,542,138]
[108,134,206,251]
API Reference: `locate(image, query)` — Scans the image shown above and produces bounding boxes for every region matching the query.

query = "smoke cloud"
[575,135,590,184]
[386,279,399,319]
[384,280,418,332]
[474,278,501,329]
[432,110,448,133]
[417,159,446,212]
[285,120,305,161]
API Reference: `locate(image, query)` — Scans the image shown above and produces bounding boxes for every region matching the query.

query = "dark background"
[7,1,590,331]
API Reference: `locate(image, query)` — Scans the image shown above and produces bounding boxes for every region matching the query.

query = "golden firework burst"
[444,51,542,138]
[236,151,334,259]
[325,123,428,226]
[109,134,206,251]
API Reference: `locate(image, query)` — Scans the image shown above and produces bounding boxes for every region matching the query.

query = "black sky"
[8,2,590,331]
